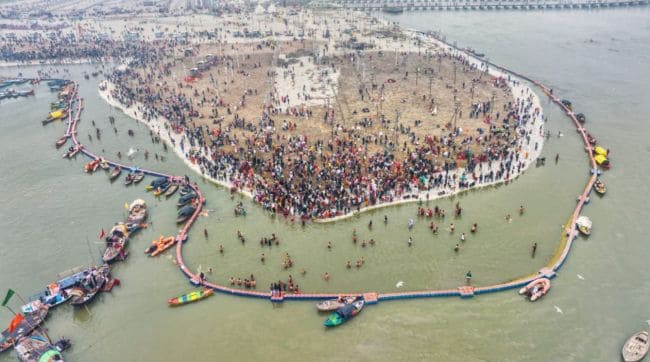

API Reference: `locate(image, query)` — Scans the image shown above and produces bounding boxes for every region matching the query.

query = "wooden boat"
[576,216,592,235]
[323,300,364,327]
[622,331,649,362]
[0,304,49,352]
[55,136,67,148]
[27,266,97,309]
[124,172,134,185]
[14,332,64,362]
[109,166,122,181]
[69,265,110,307]
[127,199,148,224]
[168,288,213,306]
[145,235,177,256]
[165,184,179,197]
[133,171,145,184]
[103,237,127,263]
[24,285,70,310]
[179,186,192,196]
[316,296,357,312]
[518,278,551,302]
[593,179,606,195]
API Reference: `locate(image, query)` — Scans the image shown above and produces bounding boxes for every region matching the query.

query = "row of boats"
[0,89,34,100]
[102,200,148,263]
[42,82,73,125]
[560,100,645,362]
[315,297,365,327]
[0,264,118,361]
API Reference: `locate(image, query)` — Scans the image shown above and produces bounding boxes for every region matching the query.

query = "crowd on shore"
[107,52,543,220]
[1,11,545,221]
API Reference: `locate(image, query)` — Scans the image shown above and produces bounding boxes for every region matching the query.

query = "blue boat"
[28,266,98,308]
[145,177,169,191]
[323,300,364,327]
[177,192,197,207]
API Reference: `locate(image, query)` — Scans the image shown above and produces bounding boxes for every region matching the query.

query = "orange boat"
[144,235,177,257]
[84,159,100,173]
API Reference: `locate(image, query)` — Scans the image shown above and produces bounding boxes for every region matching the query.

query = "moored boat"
[622,330,649,362]
[177,192,197,207]
[103,239,127,263]
[176,204,196,223]
[124,172,135,185]
[42,110,66,125]
[69,265,110,307]
[55,137,67,148]
[127,199,148,224]
[146,177,169,191]
[594,154,610,169]
[84,159,100,173]
[576,215,592,235]
[109,166,122,181]
[593,179,606,195]
[0,304,49,352]
[99,159,109,171]
[153,183,170,196]
[323,300,364,327]
[518,278,551,302]
[165,184,179,197]
[168,288,214,306]
[576,113,586,123]
[586,132,597,146]
[103,223,129,263]
[316,296,357,312]
[14,332,64,362]
[145,235,177,256]
[133,171,145,184]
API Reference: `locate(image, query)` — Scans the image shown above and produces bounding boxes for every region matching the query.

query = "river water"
[1,7,649,361]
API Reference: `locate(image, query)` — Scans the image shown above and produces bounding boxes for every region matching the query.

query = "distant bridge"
[328,0,649,11]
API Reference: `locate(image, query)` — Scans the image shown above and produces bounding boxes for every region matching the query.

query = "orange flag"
[8,313,24,333]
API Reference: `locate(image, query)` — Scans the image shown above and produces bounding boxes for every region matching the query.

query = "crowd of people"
[107,50,543,221]
[2,8,544,223]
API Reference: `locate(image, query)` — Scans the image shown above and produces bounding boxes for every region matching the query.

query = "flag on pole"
[99,228,106,240]
[1,289,14,307]
[7,313,24,333]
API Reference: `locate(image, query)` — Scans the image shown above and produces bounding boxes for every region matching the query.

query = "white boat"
[622,331,649,362]
[316,296,357,312]
[518,278,551,302]
[576,216,592,236]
